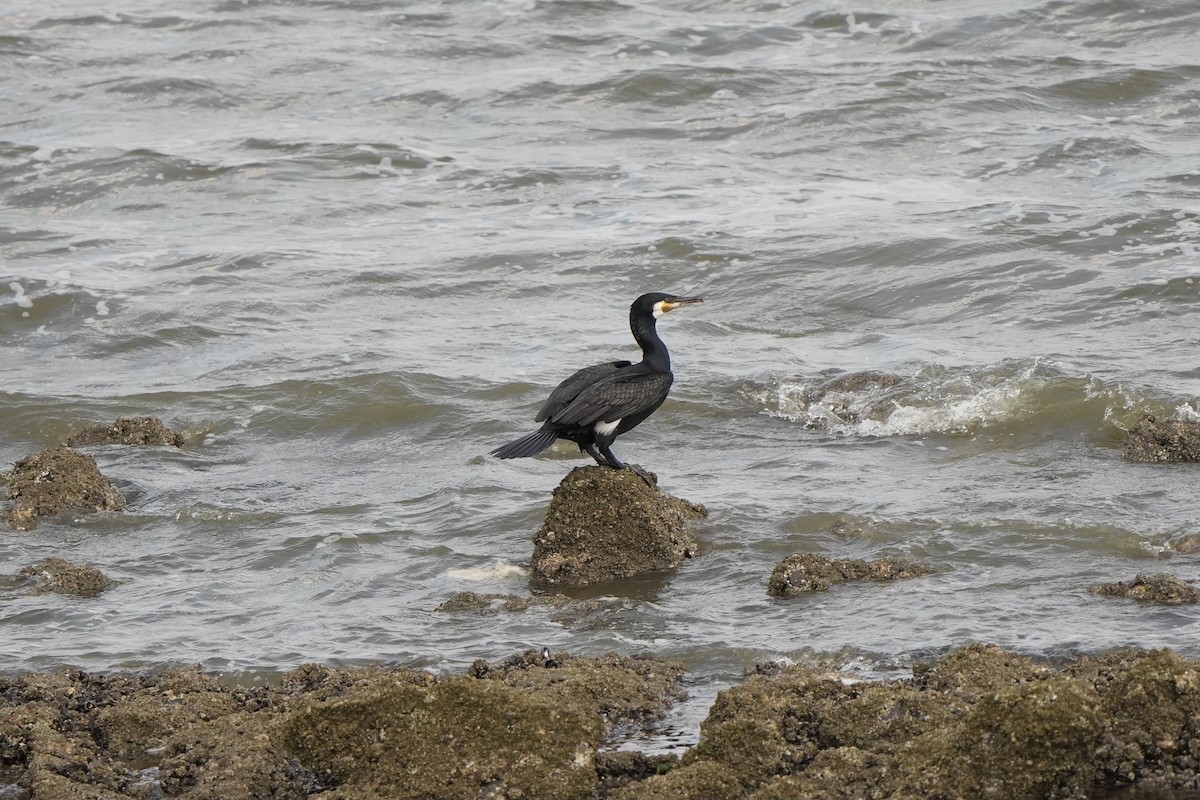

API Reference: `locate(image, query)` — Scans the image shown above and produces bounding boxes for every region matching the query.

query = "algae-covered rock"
[280,677,602,800]
[891,675,1104,800]
[434,590,603,617]
[1088,573,1200,605]
[531,465,707,586]
[2,666,312,800]
[67,415,185,447]
[597,750,679,797]
[2,446,125,530]
[1124,413,1200,462]
[1069,648,1200,786]
[609,759,743,800]
[468,649,686,730]
[687,665,835,786]
[911,642,1051,700]
[746,747,885,800]
[18,557,117,596]
[767,553,935,597]
[678,645,1105,799]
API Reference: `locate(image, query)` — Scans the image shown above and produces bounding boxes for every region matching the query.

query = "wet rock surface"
[0,650,685,800]
[1123,413,1200,462]
[467,649,687,730]
[17,558,117,597]
[435,590,599,616]
[1089,573,1200,605]
[3,644,1200,798]
[2,446,125,531]
[625,643,1200,800]
[531,465,707,586]
[67,416,185,447]
[767,553,936,597]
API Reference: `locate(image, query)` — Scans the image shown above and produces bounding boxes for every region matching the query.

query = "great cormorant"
[490,292,703,472]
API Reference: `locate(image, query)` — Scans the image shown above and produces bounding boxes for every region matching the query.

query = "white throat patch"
[652,300,667,318]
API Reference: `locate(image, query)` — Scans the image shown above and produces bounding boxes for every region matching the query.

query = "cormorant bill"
[490,292,703,473]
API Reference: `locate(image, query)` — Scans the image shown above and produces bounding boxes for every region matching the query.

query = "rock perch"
[531,466,706,586]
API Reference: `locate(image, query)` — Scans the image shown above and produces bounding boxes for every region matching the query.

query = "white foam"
[447,559,527,581]
[759,361,1052,438]
[1176,403,1200,423]
[8,282,32,308]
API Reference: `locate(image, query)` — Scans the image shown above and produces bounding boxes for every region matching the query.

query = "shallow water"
[3,0,1200,748]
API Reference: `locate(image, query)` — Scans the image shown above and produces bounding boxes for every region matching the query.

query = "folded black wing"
[551,371,673,428]
[535,360,633,422]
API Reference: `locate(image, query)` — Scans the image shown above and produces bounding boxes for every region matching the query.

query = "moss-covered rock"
[2,446,125,530]
[597,750,679,797]
[910,642,1050,700]
[1123,413,1200,462]
[532,465,706,586]
[1069,648,1200,786]
[280,677,602,800]
[5,646,1200,799]
[609,760,744,800]
[468,649,686,731]
[67,416,185,447]
[745,747,885,800]
[18,557,117,596]
[680,645,1110,799]
[1088,573,1200,605]
[687,665,833,786]
[767,553,935,597]
[890,676,1104,799]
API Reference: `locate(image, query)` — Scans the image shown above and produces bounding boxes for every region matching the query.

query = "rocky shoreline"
[6,415,1200,797]
[4,643,1200,799]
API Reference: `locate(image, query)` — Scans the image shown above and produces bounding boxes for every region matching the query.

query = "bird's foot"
[621,463,657,489]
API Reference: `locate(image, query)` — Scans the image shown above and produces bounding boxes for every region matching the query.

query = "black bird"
[490,292,703,472]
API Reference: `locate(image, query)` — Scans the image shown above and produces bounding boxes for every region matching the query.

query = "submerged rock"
[67,415,185,447]
[789,370,912,430]
[1088,573,1200,605]
[436,590,579,614]
[767,553,935,597]
[531,465,707,586]
[2,446,125,530]
[1123,413,1200,462]
[1170,532,1200,554]
[18,557,117,596]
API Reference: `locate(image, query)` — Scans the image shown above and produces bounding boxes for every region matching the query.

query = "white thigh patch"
[593,419,620,437]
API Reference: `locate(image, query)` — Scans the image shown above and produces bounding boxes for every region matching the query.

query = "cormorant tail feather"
[490,427,558,460]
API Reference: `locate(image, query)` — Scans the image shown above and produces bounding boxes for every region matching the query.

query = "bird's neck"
[631,314,671,372]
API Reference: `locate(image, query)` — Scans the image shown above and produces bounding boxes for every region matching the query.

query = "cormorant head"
[633,292,704,320]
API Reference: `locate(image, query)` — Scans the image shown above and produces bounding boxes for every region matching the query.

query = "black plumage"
[490,292,703,470]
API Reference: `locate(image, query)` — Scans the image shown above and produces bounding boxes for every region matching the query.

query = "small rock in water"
[19,557,117,596]
[1088,573,1200,605]
[1123,413,1200,462]
[67,416,185,447]
[2,446,125,530]
[531,465,707,586]
[768,553,935,598]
